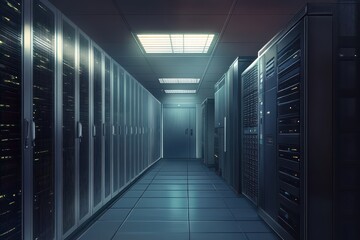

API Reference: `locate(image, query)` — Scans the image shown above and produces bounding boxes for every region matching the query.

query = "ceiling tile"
[214,42,262,57]
[49,0,118,15]
[116,0,234,14]
[221,14,294,43]
[126,14,226,33]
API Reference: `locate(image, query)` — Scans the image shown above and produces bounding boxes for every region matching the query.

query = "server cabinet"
[112,62,119,194]
[92,46,103,209]
[257,4,360,240]
[119,68,125,188]
[214,77,225,173]
[0,0,22,238]
[104,56,111,201]
[201,98,215,166]
[61,18,76,235]
[32,1,56,238]
[125,74,131,182]
[78,32,91,222]
[135,83,140,175]
[241,59,259,205]
[0,0,162,238]
[224,58,253,192]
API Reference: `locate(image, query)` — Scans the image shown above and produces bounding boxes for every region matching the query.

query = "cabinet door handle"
[77,122,83,139]
[93,125,96,137]
[24,119,30,149]
[190,129,193,136]
[224,117,226,152]
[32,121,36,147]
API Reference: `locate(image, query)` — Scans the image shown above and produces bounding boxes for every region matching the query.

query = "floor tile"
[78,221,121,240]
[189,209,235,221]
[136,197,188,208]
[122,190,144,198]
[188,184,215,191]
[143,190,188,198]
[189,191,222,198]
[111,198,138,209]
[188,172,209,176]
[77,159,279,240]
[119,221,189,232]
[155,176,187,180]
[190,221,242,233]
[127,209,188,221]
[188,180,221,184]
[98,209,131,222]
[213,183,231,191]
[190,233,247,240]
[147,184,187,191]
[152,180,188,184]
[224,198,254,209]
[189,198,227,209]
[137,179,152,184]
[113,232,189,240]
[229,209,260,220]
[246,233,280,240]
[237,221,272,232]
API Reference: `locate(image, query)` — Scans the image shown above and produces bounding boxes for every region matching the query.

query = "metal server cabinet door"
[241,60,259,205]
[32,0,56,238]
[135,82,139,175]
[92,46,103,208]
[0,0,22,238]
[78,33,90,221]
[112,63,119,193]
[276,25,302,239]
[233,58,253,193]
[62,19,76,234]
[119,69,125,187]
[125,74,131,182]
[261,44,278,219]
[104,56,111,200]
[335,4,360,238]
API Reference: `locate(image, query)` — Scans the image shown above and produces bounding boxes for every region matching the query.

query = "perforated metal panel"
[241,61,259,205]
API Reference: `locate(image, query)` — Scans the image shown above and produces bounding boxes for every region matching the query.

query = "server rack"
[32,1,57,238]
[61,17,77,236]
[201,98,215,166]
[78,30,91,224]
[214,58,253,192]
[112,62,119,194]
[92,44,103,211]
[256,3,360,240]
[104,55,112,201]
[224,58,253,192]
[0,0,162,239]
[241,59,259,205]
[214,76,225,173]
[119,68,125,188]
[0,0,23,238]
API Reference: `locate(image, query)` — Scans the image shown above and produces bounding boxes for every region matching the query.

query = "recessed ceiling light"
[164,90,197,94]
[159,78,200,84]
[137,34,215,54]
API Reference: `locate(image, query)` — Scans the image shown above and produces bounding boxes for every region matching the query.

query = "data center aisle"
[77,159,279,240]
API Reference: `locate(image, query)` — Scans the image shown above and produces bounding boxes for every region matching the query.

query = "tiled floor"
[77,159,279,240]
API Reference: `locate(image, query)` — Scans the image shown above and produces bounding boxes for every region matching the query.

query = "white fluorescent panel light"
[159,78,200,84]
[137,34,215,53]
[164,90,197,94]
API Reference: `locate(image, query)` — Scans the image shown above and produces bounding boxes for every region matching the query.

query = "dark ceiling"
[48,0,335,103]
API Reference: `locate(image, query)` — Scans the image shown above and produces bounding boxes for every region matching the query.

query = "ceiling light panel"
[159,78,200,84]
[164,90,197,94]
[137,34,215,54]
